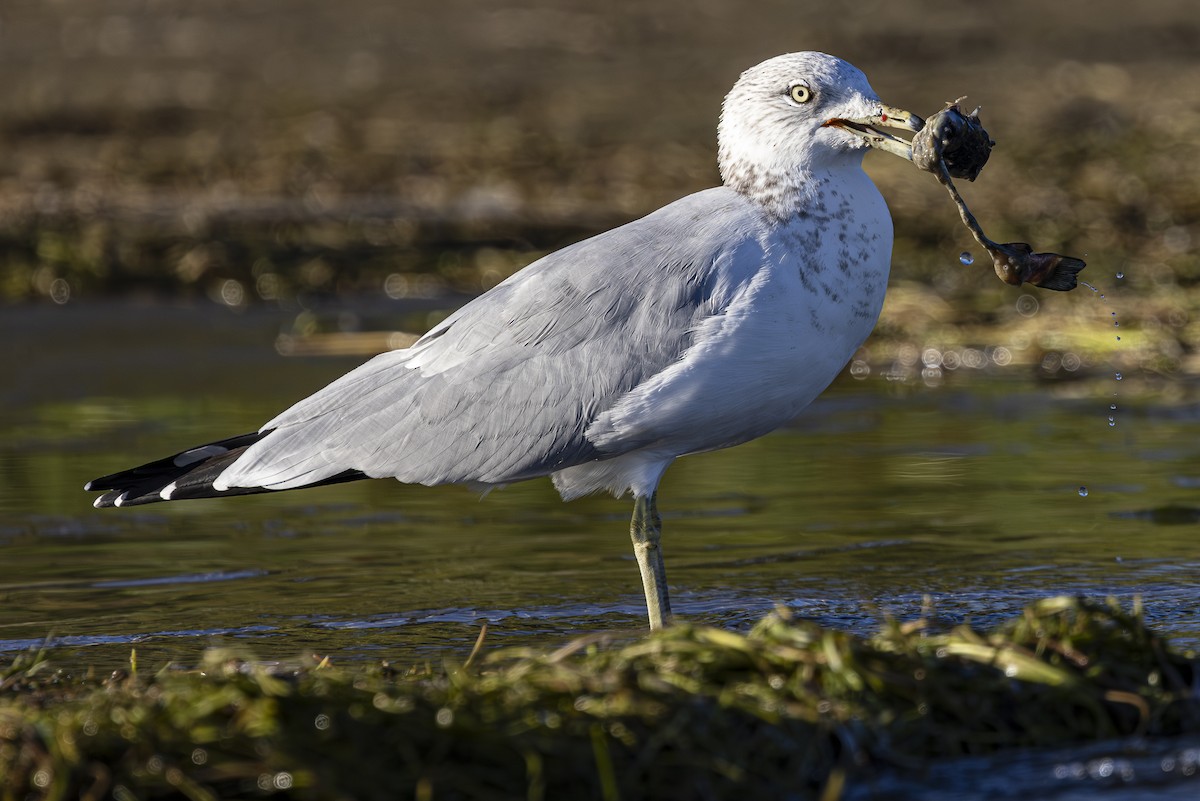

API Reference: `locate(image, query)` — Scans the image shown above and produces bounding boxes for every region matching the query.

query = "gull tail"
[85,431,366,508]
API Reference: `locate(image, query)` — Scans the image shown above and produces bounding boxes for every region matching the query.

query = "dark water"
[5,299,1200,796]
[846,736,1200,800]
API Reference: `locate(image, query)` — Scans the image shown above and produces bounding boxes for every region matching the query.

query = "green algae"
[2,597,1197,800]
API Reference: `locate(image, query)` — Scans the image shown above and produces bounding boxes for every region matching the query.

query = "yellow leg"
[629,492,673,630]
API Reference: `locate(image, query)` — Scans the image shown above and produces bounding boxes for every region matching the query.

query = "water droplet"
[1116,271,1125,279]
[1116,336,1121,341]
[1110,403,1117,411]
[1115,372,1123,381]
[1108,416,1116,427]
[1114,320,1120,327]
[1079,486,1089,497]
[1111,312,1117,317]
[958,251,974,266]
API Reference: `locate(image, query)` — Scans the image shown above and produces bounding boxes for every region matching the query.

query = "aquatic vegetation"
[2,597,1197,800]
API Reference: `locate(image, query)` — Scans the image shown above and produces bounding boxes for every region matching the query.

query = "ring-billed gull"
[87,52,923,630]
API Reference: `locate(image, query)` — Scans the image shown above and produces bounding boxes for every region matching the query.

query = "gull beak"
[823,105,924,161]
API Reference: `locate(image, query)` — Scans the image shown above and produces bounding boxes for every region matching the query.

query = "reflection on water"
[2,300,1200,674]
[845,735,1200,800]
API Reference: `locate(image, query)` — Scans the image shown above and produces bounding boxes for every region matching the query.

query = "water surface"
[2,300,1199,673]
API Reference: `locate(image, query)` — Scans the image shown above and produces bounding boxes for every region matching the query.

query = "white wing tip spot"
[174,445,229,468]
[160,481,178,501]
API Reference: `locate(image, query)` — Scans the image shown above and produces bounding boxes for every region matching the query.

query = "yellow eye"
[789,83,812,104]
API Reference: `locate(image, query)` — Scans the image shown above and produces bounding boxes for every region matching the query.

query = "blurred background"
[1,0,1197,372]
[1,0,1199,667]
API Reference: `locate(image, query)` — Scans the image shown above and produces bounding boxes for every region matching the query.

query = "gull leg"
[629,492,673,630]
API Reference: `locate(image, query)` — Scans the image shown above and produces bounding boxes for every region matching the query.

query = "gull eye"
[788,83,813,104]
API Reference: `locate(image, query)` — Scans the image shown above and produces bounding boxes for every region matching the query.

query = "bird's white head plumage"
[717,52,887,212]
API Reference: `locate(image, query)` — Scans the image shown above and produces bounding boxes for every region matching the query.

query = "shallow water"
[4,298,1199,674]
[845,735,1200,800]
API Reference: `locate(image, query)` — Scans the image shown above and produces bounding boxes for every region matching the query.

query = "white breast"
[570,167,892,496]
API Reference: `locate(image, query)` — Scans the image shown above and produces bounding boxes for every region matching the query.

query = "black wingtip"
[86,429,369,509]
[85,431,268,508]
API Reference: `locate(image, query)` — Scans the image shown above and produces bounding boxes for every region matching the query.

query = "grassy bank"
[2,597,1197,800]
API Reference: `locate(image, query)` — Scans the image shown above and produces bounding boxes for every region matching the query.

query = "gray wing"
[215,187,766,492]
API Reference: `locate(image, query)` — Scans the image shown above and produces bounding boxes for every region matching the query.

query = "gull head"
[718,52,922,210]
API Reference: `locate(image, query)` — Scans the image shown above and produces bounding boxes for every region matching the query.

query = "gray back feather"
[218,187,767,491]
